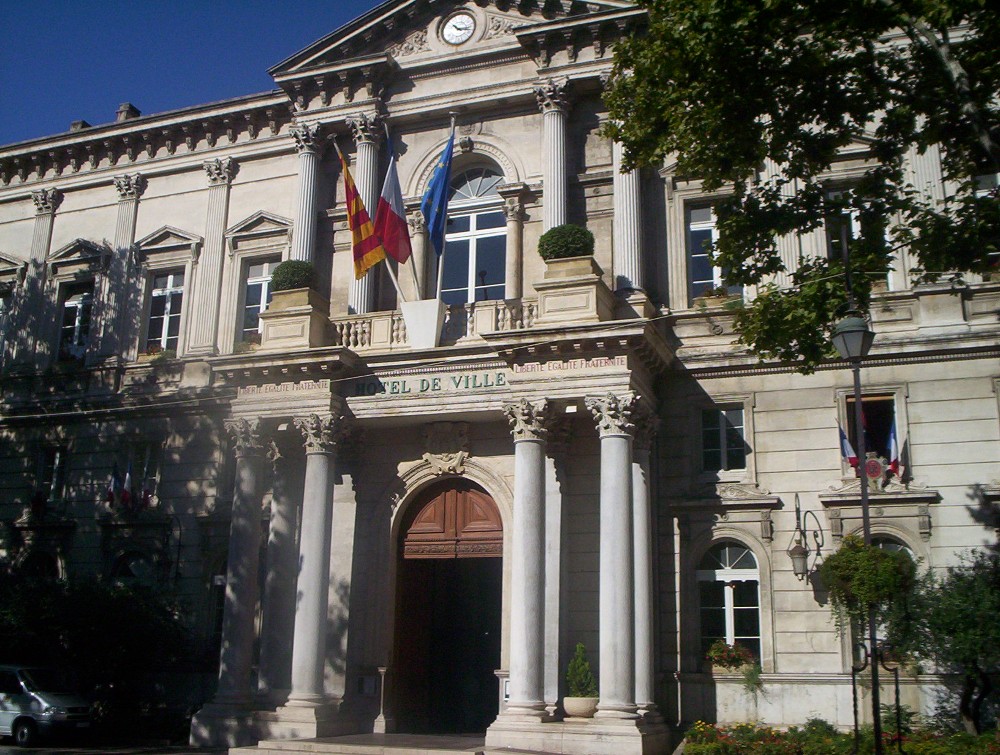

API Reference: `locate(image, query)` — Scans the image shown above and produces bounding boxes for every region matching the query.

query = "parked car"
[0,665,92,747]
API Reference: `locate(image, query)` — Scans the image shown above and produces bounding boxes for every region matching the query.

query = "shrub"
[537,223,594,260]
[270,259,317,291]
[566,642,598,697]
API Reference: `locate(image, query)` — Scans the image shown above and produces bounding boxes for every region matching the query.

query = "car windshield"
[19,668,81,695]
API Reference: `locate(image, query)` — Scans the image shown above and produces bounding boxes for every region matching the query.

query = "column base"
[188,701,257,748]
[255,699,358,740]
[616,289,656,319]
[486,714,672,755]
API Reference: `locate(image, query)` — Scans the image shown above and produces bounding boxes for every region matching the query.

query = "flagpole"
[383,121,423,298]
[384,256,405,302]
[434,114,458,302]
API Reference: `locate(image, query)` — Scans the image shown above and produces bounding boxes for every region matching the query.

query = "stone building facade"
[0,2,998,753]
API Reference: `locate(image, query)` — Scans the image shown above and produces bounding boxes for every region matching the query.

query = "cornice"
[514,6,644,66]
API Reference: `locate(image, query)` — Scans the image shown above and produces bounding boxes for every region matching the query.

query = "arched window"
[697,541,761,660]
[439,165,506,305]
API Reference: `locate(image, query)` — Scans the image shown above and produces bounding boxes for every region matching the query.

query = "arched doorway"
[393,479,502,734]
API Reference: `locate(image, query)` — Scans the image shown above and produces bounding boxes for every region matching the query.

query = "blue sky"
[0,0,383,146]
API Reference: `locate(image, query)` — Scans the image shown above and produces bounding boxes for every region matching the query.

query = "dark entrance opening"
[393,480,503,734]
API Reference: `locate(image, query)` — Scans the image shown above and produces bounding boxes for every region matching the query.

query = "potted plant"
[538,223,595,261]
[257,260,330,349]
[705,639,753,672]
[534,224,614,323]
[268,259,319,307]
[564,642,599,718]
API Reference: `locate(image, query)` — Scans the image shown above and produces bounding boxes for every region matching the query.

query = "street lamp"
[831,313,883,754]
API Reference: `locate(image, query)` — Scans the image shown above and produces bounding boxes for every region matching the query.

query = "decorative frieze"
[586,392,637,437]
[113,173,147,200]
[388,28,430,57]
[203,157,239,185]
[503,398,552,442]
[31,188,63,214]
[225,417,264,457]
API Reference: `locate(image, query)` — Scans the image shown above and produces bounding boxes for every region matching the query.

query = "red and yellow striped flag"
[340,155,386,280]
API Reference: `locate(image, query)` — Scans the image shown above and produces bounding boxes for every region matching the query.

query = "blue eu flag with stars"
[420,129,455,258]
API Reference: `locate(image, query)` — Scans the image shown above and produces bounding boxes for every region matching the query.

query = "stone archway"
[393,478,503,734]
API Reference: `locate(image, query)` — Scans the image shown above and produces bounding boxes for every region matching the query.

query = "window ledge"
[819,479,940,541]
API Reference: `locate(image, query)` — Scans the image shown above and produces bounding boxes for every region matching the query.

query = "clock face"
[442,12,476,45]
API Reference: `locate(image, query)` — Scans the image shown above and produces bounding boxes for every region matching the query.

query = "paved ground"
[0,741,226,755]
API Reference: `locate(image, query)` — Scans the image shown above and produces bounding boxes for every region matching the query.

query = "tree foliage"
[604,0,1000,370]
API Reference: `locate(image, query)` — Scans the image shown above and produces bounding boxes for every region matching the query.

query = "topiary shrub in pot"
[564,642,599,718]
[270,259,317,292]
[538,223,595,261]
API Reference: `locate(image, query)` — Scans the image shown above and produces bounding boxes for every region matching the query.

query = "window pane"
[150,296,166,317]
[475,235,505,286]
[699,580,725,609]
[447,215,471,233]
[736,639,761,661]
[245,283,262,308]
[476,211,505,230]
[153,273,170,289]
[730,547,757,570]
[733,580,759,606]
[690,206,714,225]
[701,608,726,641]
[173,271,184,286]
[733,607,760,637]
[441,289,468,306]
[441,239,470,293]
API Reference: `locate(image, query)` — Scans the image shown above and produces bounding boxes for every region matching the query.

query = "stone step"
[230,733,491,755]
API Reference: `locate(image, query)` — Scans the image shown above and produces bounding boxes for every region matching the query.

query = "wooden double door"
[393,480,502,734]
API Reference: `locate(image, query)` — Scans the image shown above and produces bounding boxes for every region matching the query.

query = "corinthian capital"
[291,122,324,154]
[203,157,239,185]
[631,402,660,452]
[503,398,553,442]
[294,413,347,454]
[113,173,147,200]
[407,211,426,233]
[586,392,637,437]
[225,417,264,457]
[31,188,63,214]
[347,113,382,146]
[535,78,569,114]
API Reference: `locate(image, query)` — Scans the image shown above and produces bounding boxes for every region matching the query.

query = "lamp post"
[831,314,882,754]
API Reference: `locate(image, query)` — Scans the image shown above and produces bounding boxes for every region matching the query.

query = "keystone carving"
[422,422,469,475]
[225,418,264,457]
[31,188,63,214]
[503,398,552,442]
[113,173,147,200]
[203,157,239,185]
[586,392,637,437]
[294,413,346,455]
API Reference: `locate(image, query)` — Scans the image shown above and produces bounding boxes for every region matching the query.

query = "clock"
[442,12,476,45]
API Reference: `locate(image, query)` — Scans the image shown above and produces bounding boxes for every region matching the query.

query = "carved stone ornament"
[586,392,636,437]
[422,422,470,475]
[715,482,772,500]
[203,157,239,185]
[503,398,552,442]
[225,417,264,457]
[408,212,426,233]
[347,113,382,146]
[31,188,63,214]
[535,78,569,114]
[631,402,660,452]
[503,197,524,222]
[389,28,430,57]
[294,413,346,455]
[291,122,324,154]
[113,173,147,200]
[484,14,516,39]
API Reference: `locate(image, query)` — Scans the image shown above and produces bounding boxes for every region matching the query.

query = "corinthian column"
[407,211,427,300]
[95,173,146,359]
[536,79,569,231]
[8,188,61,369]
[631,404,659,717]
[290,123,323,263]
[347,113,381,314]
[285,412,344,707]
[498,183,527,300]
[585,393,638,720]
[188,158,238,354]
[612,139,643,292]
[214,418,266,706]
[501,398,552,719]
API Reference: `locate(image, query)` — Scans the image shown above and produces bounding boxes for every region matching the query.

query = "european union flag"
[421,130,455,258]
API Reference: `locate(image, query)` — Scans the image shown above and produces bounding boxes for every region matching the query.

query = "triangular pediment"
[49,238,106,262]
[0,251,25,271]
[225,211,292,239]
[137,226,203,251]
[269,0,634,79]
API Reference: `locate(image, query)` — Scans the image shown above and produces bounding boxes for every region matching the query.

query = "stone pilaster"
[285,412,345,707]
[500,398,553,719]
[536,79,569,231]
[585,392,638,720]
[347,113,381,314]
[498,183,528,300]
[94,173,146,359]
[631,403,660,718]
[543,417,571,716]
[188,158,237,354]
[8,188,62,368]
[290,123,323,263]
[407,211,427,300]
[612,140,643,292]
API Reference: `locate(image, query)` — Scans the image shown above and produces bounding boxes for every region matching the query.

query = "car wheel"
[13,719,37,748]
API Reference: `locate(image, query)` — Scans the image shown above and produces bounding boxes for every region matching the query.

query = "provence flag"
[420,129,455,257]
[340,154,386,279]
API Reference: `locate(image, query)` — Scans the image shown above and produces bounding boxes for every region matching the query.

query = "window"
[697,542,761,660]
[702,406,746,473]
[145,271,184,352]
[974,174,1000,277]
[824,191,863,263]
[439,166,506,305]
[845,393,897,465]
[241,259,279,343]
[59,283,93,360]
[36,446,67,502]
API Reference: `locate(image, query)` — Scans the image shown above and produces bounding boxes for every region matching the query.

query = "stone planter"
[400,298,447,349]
[563,696,599,719]
[258,287,330,351]
[534,255,614,325]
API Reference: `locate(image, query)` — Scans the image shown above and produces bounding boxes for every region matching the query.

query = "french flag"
[106,463,121,505]
[839,424,858,469]
[121,462,133,509]
[888,423,902,477]
[374,137,412,264]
